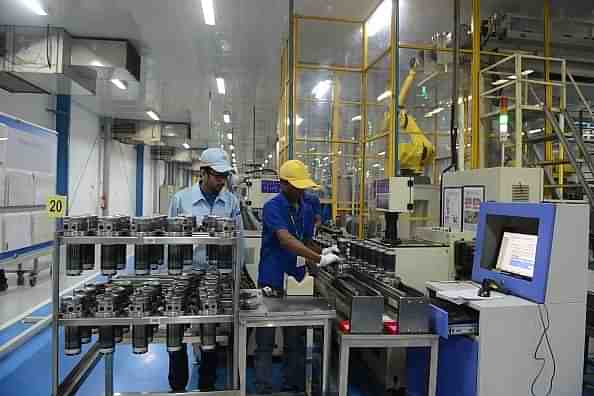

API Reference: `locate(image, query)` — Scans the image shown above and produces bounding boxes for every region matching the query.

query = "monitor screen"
[495,232,538,279]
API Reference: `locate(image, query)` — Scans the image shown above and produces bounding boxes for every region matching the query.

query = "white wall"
[68,102,101,215]
[108,140,136,215]
[0,91,161,218]
[0,92,54,130]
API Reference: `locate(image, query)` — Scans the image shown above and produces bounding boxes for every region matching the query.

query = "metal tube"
[288,0,295,159]
[391,0,400,176]
[471,0,481,168]
[253,105,256,164]
[232,237,241,388]
[104,353,114,396]
[51,233,60,396]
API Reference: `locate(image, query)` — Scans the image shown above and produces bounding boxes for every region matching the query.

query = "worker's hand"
[322,245,340,255]
[318,253,342,267]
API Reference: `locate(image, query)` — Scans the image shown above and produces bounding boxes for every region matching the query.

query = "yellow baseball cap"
[279,160,319,190]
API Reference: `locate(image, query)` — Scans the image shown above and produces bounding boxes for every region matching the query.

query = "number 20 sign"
[47,195,67,218]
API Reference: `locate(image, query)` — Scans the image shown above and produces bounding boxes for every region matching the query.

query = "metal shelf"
[61,234,236,246]
[60,314,233,326]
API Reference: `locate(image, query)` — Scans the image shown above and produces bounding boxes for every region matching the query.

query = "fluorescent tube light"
[216,77,226,95]
[23,0,48,15]
[110,79,127,90]
[202,0,216,26]
[351,115,362,121]
[377,90,392,102]
[312,80,332,100]
[146,110,160,121]
[182,142,191,149]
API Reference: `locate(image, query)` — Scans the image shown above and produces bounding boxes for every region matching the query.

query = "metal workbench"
[51,233,243,396]
[237,297,336,396]
[336,331,439,396]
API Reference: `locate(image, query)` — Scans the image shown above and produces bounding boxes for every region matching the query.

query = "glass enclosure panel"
[366,0,391,65]
[298,19,363,67]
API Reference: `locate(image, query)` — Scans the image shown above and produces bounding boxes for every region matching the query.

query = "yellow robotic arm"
[382,59,435,174]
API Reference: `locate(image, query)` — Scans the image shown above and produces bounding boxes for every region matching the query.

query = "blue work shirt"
[303,192,321,218]
[169,183,243,269]
[258,192,315,289]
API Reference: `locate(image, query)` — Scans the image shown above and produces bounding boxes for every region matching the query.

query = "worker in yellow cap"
[254,159,341,394]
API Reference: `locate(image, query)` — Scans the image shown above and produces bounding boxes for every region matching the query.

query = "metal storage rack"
[50,232,243,396]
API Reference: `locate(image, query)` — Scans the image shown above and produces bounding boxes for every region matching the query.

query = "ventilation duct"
[70,37,141,82]
[0,25,96,95]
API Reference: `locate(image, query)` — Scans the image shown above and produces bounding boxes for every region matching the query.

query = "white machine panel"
[247,179,280,209]
[392,246,451,292]
[443,167,543,203]
[7,168,35,206]
[3,212,32,250]
[375,177,415,212]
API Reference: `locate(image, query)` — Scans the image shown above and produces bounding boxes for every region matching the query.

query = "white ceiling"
[0,0,591,168]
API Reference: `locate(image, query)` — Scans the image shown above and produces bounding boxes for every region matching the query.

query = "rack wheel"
[29,276,37,287]
[16,271,25,286]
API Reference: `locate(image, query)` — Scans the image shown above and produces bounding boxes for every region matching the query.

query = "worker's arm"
[275,229,321,263]
[304,239,321,254]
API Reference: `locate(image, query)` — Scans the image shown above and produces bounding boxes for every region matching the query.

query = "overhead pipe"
[440,0,461,227]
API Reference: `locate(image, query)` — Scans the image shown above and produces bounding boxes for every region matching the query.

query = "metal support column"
[51,235,61,396]
[101,118,112,216]
[358,21,368,239]
[515,55,523,166]
[544,0,553,167]
[331,76,341,221]
[391,0,400,176]
[288,0,295,160]
[104,353,114,396]
[56,95,71,196]
[471,0,481,169]
[135,144,144,217]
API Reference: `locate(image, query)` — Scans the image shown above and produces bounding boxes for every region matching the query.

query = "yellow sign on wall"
[46,195,67,218]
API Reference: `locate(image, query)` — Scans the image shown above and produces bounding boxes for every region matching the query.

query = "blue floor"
[0,325,373,395]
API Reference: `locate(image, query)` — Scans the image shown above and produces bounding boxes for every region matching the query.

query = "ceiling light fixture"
[110,79,127,90]
[91,60,104,67]
[351,115,362,122]
[312,80,332,100]
[146,110,160,121]
[492,79,509,86]
[366,0,392,37]
[377,90,392,102]
[223,112,231,124]
[522,69,534,76]
[201,0,216,26]
[23,0,48,15]
[378,151,386,156]
[227,133,233,140]
[268,154,273,159]
[216,77,226,95]
[229,144,235,150]
[182,142,191,149]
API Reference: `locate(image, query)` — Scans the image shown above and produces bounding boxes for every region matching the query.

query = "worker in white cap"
[168,147,242,392]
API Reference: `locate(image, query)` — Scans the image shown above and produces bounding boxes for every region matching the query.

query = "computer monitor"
[472,202,555,303]
[495,232,538,279]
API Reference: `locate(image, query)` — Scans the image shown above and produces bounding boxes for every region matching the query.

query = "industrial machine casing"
[420,202,587,396]
[443,167,543,203]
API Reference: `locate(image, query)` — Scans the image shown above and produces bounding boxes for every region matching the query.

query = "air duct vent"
[512,184,530,202]
[151,146,176,161]
[112,119,139,144]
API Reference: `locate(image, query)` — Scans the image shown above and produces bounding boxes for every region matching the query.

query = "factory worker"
[303,190,322,228]
[255,159,341,394]
[168,147,242,392]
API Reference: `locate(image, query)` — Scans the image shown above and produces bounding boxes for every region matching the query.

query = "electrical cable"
[45,25,51,69]
[68,133,100,211]
[530,304,556,396]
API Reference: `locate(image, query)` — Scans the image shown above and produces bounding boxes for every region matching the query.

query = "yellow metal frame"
[279,0,540,237]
